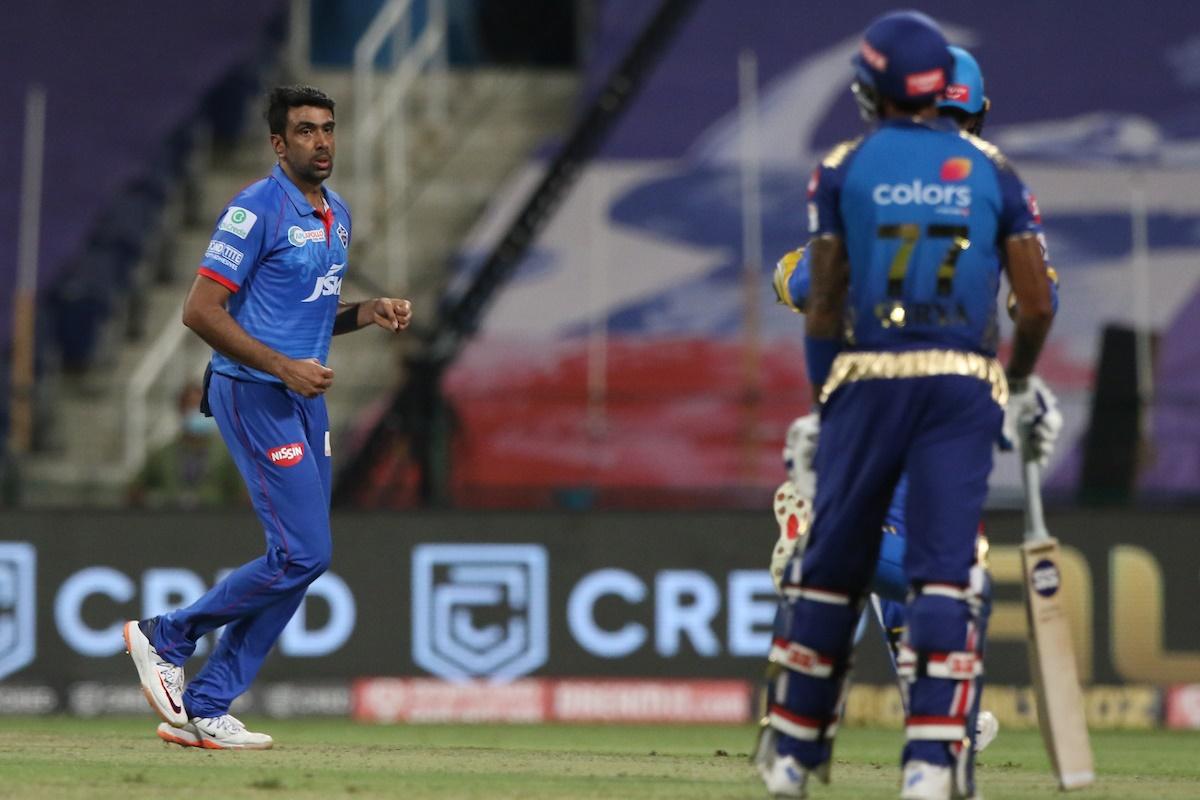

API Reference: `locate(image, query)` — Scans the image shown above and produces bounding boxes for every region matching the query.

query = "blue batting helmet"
[852,11,953,106]
[940,46,987,115]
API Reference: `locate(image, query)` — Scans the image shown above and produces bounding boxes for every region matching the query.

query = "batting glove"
[773,248,805,313]
[770,480,812,593]
[782,413,819,499]
[1000,374,1063,467]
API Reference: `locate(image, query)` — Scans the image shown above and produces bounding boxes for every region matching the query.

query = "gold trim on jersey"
[959,132,1009,169]
[819,349,1008,407]
[821,137,864,169]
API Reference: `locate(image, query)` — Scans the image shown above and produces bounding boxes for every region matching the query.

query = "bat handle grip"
[1019,430,1051,542]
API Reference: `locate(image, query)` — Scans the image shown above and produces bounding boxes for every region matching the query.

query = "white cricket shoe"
[123,619,187,726]
[753,729,811,796]
[975,711,999,753]
[900,760,951,800]
[187,714,273,750]
[754,726,808,798]
[760,754,808,798]
[157,722,201,748]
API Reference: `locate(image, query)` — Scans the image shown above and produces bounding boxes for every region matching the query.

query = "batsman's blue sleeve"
[807,164,844,238]
[805,338,840,393]
[801,141,863,392]
[993,160,1040,242]
[786,245,846,393]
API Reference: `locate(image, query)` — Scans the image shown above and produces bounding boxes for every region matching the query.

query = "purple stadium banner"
[448,0,1200,501]
[0,3,286,349]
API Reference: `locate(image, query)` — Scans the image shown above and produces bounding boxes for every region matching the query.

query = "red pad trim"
[907,715,965,726]
[770,704,829,729]
[771,638,834,664]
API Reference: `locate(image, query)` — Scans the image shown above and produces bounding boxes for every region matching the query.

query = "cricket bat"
[1019,450,1096,790]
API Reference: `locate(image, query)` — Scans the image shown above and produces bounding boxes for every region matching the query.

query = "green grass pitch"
[0,718,1197,799]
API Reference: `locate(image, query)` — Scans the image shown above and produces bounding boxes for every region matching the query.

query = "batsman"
[767,43,1063,759]
[755,12,1058,800]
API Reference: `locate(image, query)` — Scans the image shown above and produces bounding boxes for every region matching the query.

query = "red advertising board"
[352,677,753,724]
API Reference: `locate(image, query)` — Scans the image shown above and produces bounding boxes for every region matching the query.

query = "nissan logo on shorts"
[0,542,36,681]
[411,544,548,681]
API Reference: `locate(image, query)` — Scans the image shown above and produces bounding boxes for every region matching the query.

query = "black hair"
[888,96,937,115]
[265,85,335,136]
[938,105,986,136]
[856,81,937,123]
[939,106,971,125]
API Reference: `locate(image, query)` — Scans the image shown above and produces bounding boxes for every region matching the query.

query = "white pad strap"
[926,651,982,680]
[769,638,834,678]
[896,645,982,680]
[781,586,851,605]
[920,583,967,601]
[920,579,987,617]
[769,707,840,742]
[906,715,966,741]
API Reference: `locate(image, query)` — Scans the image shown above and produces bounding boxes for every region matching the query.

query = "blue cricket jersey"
[783,244,1058,320]
[198,164,353,384]
[807,118,1041,356]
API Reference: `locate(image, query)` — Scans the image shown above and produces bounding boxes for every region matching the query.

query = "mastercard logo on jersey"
[940,157,972,182]
[267,442,305,467]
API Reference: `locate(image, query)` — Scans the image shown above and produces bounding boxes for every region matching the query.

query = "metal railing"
[352,0,448,293]
[333,0,701,506]
[122,313,208,475]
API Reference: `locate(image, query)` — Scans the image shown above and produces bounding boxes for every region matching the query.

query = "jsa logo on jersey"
[267,442,305,467]
[302,263,345,303]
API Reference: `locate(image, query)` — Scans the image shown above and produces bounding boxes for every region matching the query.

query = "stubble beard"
[298,157,332,186]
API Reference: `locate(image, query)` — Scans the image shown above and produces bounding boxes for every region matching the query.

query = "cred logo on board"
[268,443,305,467]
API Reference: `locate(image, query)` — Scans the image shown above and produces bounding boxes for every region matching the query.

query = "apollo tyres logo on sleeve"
[267,442,305,467]
[218,206,258,239]
[0,542,36,681]
[411,544,548,681]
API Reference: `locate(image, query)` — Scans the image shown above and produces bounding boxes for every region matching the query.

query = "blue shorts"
[153,373,333,716]
[803,374,1002,594]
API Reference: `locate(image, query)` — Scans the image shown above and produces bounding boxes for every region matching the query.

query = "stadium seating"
[1,4,288,449]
